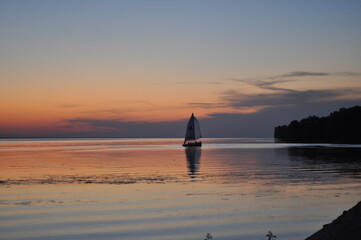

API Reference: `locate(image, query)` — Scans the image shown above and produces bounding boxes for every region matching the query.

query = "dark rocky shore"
[305,201,361,240]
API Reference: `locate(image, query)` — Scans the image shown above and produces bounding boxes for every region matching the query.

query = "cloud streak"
[232,71,361,91]
[270,71,360,79]
[275,71,330,78]
[185,102,227,108]
[55,118,186,138]
[221,88,361,109]
[225,70,361,110]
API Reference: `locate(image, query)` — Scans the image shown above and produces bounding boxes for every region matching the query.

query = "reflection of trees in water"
[185,147,201,178]
[285,147,361,177]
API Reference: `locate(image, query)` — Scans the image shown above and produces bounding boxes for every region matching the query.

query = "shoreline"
[306,201,361,240]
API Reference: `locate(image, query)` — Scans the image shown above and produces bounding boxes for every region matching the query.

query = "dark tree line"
[274,106,361,143]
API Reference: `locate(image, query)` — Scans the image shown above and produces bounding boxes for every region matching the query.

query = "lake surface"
[1,138,361,240]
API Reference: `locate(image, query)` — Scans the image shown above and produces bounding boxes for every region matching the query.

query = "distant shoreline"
[274,106,361,144]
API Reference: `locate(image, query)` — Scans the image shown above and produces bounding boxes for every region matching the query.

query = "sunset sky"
[1,0,360,137]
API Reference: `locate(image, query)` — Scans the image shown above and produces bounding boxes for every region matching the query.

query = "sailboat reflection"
[185,147,202,178]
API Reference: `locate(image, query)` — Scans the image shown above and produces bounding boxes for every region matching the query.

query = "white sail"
[193,116,202,139]
[184,113,202,141]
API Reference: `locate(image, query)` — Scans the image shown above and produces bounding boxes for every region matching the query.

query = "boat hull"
[182,142,202,147]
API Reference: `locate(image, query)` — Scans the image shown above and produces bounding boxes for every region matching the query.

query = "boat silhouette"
[182,113,202,147]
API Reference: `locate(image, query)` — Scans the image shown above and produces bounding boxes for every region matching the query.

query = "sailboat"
[182,113,202,147]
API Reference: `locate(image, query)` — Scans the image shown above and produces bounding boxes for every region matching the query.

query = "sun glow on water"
[1,138,361,240]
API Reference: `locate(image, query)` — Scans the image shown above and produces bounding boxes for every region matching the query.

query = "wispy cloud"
[59,118,123,132]
[232,71,360,85]
[221,88,361,109]
[232,78,297,92]
[231,71,361,82]
[274,71,330,78]
[57,117,186,137]
[226,70,361,108]
[174,70,361,117]
[230,71,325,93]
[186,102,226,108]
[335,72,361,76]
[272,71,360,79]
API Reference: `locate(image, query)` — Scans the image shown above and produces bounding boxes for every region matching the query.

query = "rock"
[305,201,361,240]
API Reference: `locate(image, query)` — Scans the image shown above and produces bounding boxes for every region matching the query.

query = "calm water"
[1,138,361,240]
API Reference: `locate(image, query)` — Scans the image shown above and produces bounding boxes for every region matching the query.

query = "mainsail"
[183,113,202,146]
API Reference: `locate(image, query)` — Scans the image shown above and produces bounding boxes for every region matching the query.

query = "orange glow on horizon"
[1,66,359,136]
[0,104,264,133]
[0,74,266,134]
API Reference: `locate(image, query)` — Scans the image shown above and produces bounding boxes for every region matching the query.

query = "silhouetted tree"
[274,106,361,143]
